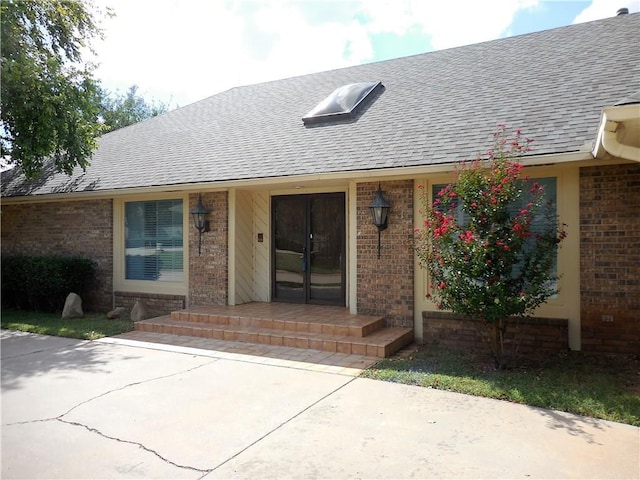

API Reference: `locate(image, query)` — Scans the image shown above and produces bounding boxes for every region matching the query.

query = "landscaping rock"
[131,300,149,322]
[61,293,83,319]
[107,307,126,320]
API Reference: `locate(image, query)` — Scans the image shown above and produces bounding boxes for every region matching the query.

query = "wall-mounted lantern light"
[191,194,210,256]
[369,183,391,259]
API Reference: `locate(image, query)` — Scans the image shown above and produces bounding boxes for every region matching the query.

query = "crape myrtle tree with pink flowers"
[414,126,567,369]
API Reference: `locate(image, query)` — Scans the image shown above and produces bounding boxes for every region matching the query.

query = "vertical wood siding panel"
[234,190,254,304]
[253,191,270,301]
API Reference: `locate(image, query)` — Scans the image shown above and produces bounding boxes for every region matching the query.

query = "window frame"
[431,176,559,287]
[113,193,189,295]
[418,167,570,312]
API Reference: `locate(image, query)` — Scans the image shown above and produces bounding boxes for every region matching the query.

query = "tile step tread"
[136,317,412,346]
[171,311,385,331]
[163,315,385,338]
[174,304,384,324]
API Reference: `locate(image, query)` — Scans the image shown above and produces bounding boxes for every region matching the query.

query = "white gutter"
[592,103,640,162]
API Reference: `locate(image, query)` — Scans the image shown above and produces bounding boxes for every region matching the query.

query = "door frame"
[270,192,346,306]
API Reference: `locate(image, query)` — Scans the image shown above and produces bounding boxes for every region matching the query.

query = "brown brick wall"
[423,311,569,356]
[188,192,228,306]
[1,199,113,312]
[580,163,640,354]
[114,291,185,318]
[357,181,414,328]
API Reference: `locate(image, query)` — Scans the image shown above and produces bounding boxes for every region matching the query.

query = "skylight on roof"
[302,81,383,125]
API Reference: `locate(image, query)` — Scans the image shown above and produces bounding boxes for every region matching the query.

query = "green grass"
[1,309,134,340]
[361,344,640,426]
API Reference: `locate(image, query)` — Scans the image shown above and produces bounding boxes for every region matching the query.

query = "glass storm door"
[272,193,345,305]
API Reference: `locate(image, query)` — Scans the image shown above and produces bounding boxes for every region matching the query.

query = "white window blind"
[125,199,184,281]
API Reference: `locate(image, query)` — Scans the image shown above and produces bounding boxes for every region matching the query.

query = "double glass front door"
[272,193,345,305]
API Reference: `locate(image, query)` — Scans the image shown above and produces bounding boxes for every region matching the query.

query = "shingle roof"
[3,13,639,198]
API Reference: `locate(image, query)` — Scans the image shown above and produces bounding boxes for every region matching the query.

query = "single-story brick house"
[2,12,639,355]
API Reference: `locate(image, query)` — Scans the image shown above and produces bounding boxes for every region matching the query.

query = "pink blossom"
[513,223,523,235]
[459,230,474,244]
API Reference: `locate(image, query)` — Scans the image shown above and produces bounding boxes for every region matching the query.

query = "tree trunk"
[493,318,507,370]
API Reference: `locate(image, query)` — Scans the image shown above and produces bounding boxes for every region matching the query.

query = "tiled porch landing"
[134,302,414,358]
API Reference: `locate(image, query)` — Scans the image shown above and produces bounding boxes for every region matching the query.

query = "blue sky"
[91,0,639,108]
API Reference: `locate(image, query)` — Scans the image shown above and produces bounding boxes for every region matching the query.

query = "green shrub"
[1,256,96,312]
[414,126,567,369]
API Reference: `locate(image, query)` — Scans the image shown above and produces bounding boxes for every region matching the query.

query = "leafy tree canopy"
[1,0,109,179]
[99,85,169,133]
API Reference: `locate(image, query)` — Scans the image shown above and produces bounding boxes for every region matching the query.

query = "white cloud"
[358,0,538,50]
[573,0,639,24]
[243,2,373,82]
[90,0,544,107]
[92,0,376,106]
[92,0,247,105]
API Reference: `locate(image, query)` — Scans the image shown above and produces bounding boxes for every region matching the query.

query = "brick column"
[357,180,414,328]
[188,191,228,306]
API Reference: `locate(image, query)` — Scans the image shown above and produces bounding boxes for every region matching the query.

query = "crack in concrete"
[58,358,218,418]
[3,359,219,474]
[4,359,217,428]
[2,417,56,427]
[3,350,358,477]
[57,417,213,474]
[208,376,357,474]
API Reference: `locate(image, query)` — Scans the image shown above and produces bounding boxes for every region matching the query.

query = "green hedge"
[1,256,96,312]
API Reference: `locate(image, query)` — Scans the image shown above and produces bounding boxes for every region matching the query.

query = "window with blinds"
[125,199,184,282]
[432,177,558,280]
[433,178,557,229]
